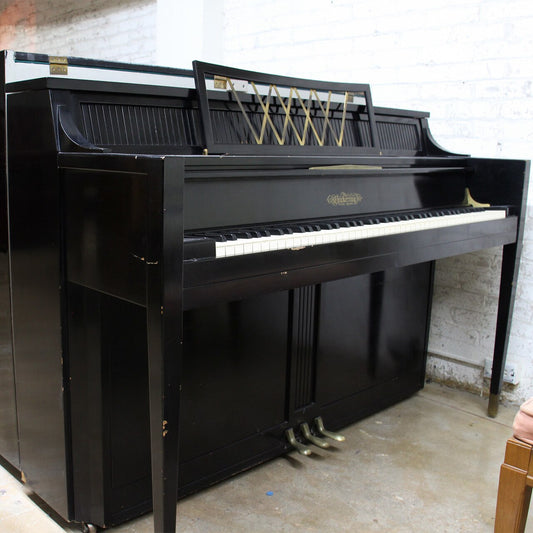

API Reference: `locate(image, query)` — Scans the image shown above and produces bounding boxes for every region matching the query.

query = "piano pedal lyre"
[285,428,312,456]
[314,416,346,442]
[300,422,330,449]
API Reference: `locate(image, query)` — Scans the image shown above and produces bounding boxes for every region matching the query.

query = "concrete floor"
[0,382,531,533]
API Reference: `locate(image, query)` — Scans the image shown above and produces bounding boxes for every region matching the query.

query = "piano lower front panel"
[68,262,431,526]
[315,263,431,429]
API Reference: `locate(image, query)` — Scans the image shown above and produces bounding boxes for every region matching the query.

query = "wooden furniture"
[495,437,533,532]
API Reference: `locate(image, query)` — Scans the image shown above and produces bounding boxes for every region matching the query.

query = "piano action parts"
[0,52,529,532]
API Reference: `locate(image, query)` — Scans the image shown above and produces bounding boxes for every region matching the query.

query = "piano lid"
[4,50,195,89]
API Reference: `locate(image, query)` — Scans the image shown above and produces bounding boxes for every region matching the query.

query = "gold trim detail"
[327,192,363,206]
[463,187,490,208]
[221,79,360,147]
[49,56,68,75]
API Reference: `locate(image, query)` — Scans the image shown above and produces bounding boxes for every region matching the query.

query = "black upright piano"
[0,52,529,532]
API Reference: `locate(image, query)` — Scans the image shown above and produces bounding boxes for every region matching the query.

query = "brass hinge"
[49,56,68,75]
[213,75,228,89]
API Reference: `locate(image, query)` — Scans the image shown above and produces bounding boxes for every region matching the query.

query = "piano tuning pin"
[314,416,346,442]
[300,422,330,449]
[285,428,312,456]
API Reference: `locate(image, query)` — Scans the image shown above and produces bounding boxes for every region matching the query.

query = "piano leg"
[146,159,184,533]
[489,242,521,417]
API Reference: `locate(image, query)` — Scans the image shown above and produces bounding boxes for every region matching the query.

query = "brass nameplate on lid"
[49,56,68,75]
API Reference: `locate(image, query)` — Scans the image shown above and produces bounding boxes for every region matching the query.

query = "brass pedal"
[314,416,346,442]
[300,422,330,449]
[285,428,312,456]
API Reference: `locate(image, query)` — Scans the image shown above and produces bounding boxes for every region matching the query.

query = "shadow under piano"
[0,51,529,532]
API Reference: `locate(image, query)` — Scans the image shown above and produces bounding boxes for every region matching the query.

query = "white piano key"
[212,209,507,258]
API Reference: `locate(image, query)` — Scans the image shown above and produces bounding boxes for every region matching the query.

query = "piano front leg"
[145,157,184,533]
[489,242,521,417]
[466,157,529,418]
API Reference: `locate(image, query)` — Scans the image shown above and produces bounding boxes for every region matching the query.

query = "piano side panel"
[0,245,18,469]
[64,168,149,306]
[0,57,19,468]
[7,89,70,518]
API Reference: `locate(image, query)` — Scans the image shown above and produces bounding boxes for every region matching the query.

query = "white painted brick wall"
[0,0,158,64]
[1,0,532,403]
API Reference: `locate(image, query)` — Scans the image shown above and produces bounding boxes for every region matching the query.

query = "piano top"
[4,56,453,159]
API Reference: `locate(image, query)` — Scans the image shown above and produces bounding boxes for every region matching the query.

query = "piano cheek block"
[184,237,216,260]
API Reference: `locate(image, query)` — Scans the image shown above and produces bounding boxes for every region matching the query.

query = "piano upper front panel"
[183,165,468,231]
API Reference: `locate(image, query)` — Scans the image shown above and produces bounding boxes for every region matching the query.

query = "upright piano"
[0,52,529,532]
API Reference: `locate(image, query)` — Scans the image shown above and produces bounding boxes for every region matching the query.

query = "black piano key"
[287,225,312,233]
[319,222,333,230]
[265,227,288,235]
[220,232,239,241]
[242,229,265,238]
[274,227,294,235]
[195,232,229,242]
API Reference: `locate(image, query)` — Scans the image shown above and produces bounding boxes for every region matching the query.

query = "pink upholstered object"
[513,398,533,445]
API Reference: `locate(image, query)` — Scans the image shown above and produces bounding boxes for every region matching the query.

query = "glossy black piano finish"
[0,52,19,473]
[0,55,529,533]
[56,150,524,531]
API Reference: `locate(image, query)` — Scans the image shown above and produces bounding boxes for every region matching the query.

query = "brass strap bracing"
[222,77,354,147]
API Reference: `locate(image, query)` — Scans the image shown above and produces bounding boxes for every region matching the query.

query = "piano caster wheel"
[82,524,97,533]
[300,422,330,449]
[285,428,312,456]
[314,416,346,442]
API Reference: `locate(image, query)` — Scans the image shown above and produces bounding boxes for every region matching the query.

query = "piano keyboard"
[186,207,507,259]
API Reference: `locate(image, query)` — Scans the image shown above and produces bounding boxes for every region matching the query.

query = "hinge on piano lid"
[213,75,228,89]
[49,56,68,76]
[213,75,249,92]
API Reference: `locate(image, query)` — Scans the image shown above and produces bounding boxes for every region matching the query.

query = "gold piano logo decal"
[327,192,363,206]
